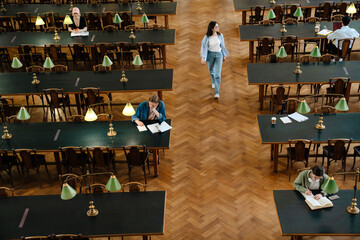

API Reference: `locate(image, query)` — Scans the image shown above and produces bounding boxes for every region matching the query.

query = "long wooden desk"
[0,69,173,113]
[234,0,349,25]
[239,21,360,62]
[0,191,166,239]
[247,61,360,109]
[0,120,171,176]
[257,113,360,172]
[0,29,175,68]
[0,2,177,29]
[274,190,360,239]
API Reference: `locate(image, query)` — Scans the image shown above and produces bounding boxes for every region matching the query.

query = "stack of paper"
[288,112,308,122]
[71,31,90,37]
[147,122,172,134]
[280,117,292,124]
[137,125,147,132]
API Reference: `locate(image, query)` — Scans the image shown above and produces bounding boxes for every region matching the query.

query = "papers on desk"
[288,112,308,122]
[317,29,333,36]
[280,117,292,124]
[302,193,333,210]
[137,125,147,132]
[147,122,172,134]
[71,31,89,37]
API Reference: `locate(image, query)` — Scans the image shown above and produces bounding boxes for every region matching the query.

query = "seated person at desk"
[132,95,166,126]
[327,16,359,58]
[68,7,87,33]
[293,166,329,200]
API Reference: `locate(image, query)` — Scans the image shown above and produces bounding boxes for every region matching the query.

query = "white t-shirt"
[308,171,320,190]
[208,36,221,52]
[327,25,360,49]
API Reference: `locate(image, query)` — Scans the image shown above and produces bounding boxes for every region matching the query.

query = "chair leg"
[288,161,292,182]
[315,144,320,162]
[352,152,357,170]
[343,158,346,181]
[128,166,132,182]
[322,152,325,167]
[43,162,51,178]
[143,166,147,184]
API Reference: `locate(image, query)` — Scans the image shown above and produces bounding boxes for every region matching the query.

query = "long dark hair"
[206,21,220,37]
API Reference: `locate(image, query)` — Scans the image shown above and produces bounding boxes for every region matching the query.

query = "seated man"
[327,16,359,59]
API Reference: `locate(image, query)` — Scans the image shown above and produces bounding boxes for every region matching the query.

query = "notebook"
[333,22,342,31]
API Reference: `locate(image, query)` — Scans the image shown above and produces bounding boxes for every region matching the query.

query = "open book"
[303,194,333,210]
[147,122,172,134]
[317,29,333,36]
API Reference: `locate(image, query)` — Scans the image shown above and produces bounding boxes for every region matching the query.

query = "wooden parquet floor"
[4,0,360,239]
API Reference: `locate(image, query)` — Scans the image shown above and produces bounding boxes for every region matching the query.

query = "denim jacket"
[131,101,166,122]
[200,33,229,61]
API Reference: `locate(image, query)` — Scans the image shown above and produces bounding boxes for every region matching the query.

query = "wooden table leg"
[165,15,169,29]
[142,235,149,240]
[345,82,351,103]
[75,93,82,115]
[259,85,264,110]
[249,41,254,62]
[162,45,167,69]
[153,149,159,177]
[158,91,163,100]
[273,144,279,172]
[54,151,62,175]
[242,11,247,25]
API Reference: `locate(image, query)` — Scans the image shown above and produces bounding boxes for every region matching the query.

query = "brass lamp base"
[87,201,99,217]
[120,70,128,82]
[136,2,142,11]
[0,4,6,12]
[347,198,359,214]
[269,0,276,4]
[54,30,61,41]
[315,116,325,130]
[129,29,136,39]
[32,73,40,85]
[107,123,117,137]
[293,62,302,74]
[280,24,287,33]
[2,126,12,140]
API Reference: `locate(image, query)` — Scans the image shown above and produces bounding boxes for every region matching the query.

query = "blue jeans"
[206,51,223,95]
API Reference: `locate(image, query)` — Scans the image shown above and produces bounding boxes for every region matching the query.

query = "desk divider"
[10,36,16,43]
[91,35,96,42]
[343,67,349,75]
[18,208,29,228]
[34,8,38,14]
[75,78,80,87]
[53,129,61,141]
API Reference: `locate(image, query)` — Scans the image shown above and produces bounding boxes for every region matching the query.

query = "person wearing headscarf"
[68,7,87,33]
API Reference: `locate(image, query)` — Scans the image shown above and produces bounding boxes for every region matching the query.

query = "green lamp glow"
[346,3,357,14]
[61,183,77,200]
[335,97,349,111]
[102,55,113,67]
[321,177,339,194]
[113,13,122,24]
[310,46,321,58]
[11,57,23,68]
[43,57,55,69]
[132,54,143,65]
[276,46,287,58]
[105,175,121,192]
[293,7,303,18]
[141,13,149,23]
[35,15,45,26]
[297,99,310,114]
[16,106,30,120]
[84,108,98,121]
[267,8,276,19]
[63,15,73,25]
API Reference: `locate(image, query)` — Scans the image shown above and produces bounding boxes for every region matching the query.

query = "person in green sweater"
[293,165,329,200]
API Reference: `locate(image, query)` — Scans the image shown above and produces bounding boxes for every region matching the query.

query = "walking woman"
[200,21,229,99]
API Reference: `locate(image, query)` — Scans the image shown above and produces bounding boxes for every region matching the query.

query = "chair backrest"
[59,146,84,169]
[285,98,299,114]
[286,4,300,17]
[335,1,350,15]
[103,25,118,32]
[14,149,37,170]
[85,12,101,31]
[67,115,85,122]
[44,44,62,62]
[273,4,284,22]
[44,88,65,108]
[88,183,108,193]
[53,65,68,72]
[299,55,311,63]
[318,1,334,20]
[96,113,113,121]
[59,173,82,193]
[305,17,320,23]
[121,182,147,192]
[338,38,354,60]
[80,87,101,106]
[120,11,133,29]
[26,65,44,73]
[102,11,114,27]
[281,35,298,54]
[259,20,274,25]
[288,139,312,161]
[332,14,345,21]
[271,85,290,104]
[87,146,111,168]
[315,105,336,114]
[123,145,147,166]
[0,187,14,197]
[93,64,111,72]
[68,44,87,61]
[320,54,338,63]
[250,5,265,22]
[16,12,32,31]
[44,12,60,28]
[327,138,352,160]
[329,77,350,95]
[257,36,274,55]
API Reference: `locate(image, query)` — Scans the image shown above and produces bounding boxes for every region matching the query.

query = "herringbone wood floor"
[4,0,360,239]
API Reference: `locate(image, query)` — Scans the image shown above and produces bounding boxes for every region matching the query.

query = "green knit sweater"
[293,170,329,194]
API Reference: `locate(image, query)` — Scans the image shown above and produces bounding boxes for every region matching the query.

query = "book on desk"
[303,193,333,210]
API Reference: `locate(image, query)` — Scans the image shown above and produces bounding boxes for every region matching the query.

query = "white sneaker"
[339,58,343,62]
[214,93,219,99]
[212,83,215,89]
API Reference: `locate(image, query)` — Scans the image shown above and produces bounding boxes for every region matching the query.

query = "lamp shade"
[63,15,73,25]
[276,46,287,58]
[61,183,77,200]
[43,57,55,69]
[16,106,30,120]
[293,7,303,18]
[105,175,121,192]
[84,108,98,121]
[132,54,143,65]
[35,15,45,26]
[346,3,357,14]
[102,55,113,67]
[321,177,339,194]
[113,13,122,24]
[122,102,135,116]
[297,100,311,114]
[335,97,349,111]
[267,8,276,19]
[141,13,149,23]
[11,57,23,68]
[310,46,321,58]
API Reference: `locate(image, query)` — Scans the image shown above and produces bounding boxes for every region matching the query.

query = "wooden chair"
[87,183,109,193]
[280,35,299,62]
[15,12,35,32]
[0,47,11,72]
[84,12,102,31]
[273,4,284,23]
[337,38,355,61]
[320,54,339,63]
[0,150,20,187]
[331,14,345,21]
[138,42,156,68]
[59,173,82,193]
[256,36,274,63]
[13,149,50,187]
[44,44,68,65]
[303,17,321,54]
[80,87,105,112]
[315,1,334,21]
[26,65,44,73]
[59,147,88,174]
[115,42,134,67]
[269,85,290,114]
[103,25,119,32]
[44,12,64,31]
[0,97,20,118]
[52,65,68,72]
[322,139,352,180]
[326,77,350,104]
[351,146,360,170]
[93,64,111,72]
[284,18,298,24]
[121,182,147,192]
[333,1,350,16]
[284,98,300,114]
[66,115,85,122]
[123,145,150,184]
[96,113,113,121]
[259,20,274,25]
[101,11,115,29]
[87,147,116,174]
[0,16,15,32]
[18,44,43,67]
[68,44,91,70]
[287,139,312,181]
[0,187,14,197]
[285,4,301,20]
[249,5,265,24]
[119,11,134,30]
[43,88,71,121]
